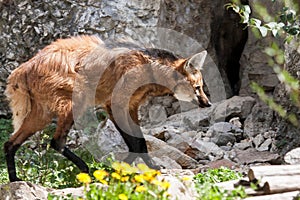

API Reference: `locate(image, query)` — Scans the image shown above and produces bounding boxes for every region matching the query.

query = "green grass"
[0,119,111,188]
[0,118,13,183]
[194,167,247,200]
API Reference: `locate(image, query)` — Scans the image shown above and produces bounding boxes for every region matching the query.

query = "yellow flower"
[120,162,131,170]
[121,162,138,175]
[143,169,160,181]
[76,173,91,184]
[151,179,170,189]
[100,179,108,185]
[93,169,108,181]
[118,193,128,200]
[121,176,129,182]
[112,162,122,172]
[181,176,192,181]
[112,172,121,180]
[161,181,171,190]
[151,179,161,186]
[143,172,155,182]
[163,191,171,197]
[134,174,144,183]
[135,185,147,192]
[137,163,150,172]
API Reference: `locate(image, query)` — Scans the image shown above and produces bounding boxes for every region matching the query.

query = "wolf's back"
[5,35,103,132]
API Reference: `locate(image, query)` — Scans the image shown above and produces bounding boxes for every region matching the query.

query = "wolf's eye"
[195,85,201,90]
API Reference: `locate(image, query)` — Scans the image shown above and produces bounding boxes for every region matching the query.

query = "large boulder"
[80,119,129,161]
[145,135,199,169]
[244,103,274,138]
[208,122,243,146]
[0,181,48,200]
[211,96,256,123]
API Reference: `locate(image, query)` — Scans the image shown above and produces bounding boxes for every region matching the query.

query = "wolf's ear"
[184,50,207,73]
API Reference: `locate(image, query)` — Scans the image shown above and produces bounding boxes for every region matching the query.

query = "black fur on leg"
[115,125,160,169]
[62,147,89,173]
[50,138,89,173]
[4,141,22,182]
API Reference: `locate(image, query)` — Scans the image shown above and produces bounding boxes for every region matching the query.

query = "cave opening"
[211,0,249,97]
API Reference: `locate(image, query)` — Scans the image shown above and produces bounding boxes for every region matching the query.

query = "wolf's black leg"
[4,142,22,182]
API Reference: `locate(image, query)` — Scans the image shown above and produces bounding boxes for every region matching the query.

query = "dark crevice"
[211,0,249,97]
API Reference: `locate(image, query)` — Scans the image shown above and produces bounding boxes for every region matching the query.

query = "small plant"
[194,167,242,184]
[15,132,82,188]
[49,162,170,200]
[194,167,247,200]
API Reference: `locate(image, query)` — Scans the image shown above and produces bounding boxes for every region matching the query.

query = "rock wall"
[0,0,247,116]
[238,0,300,154]
[239,0,282,96]
[273,40,300,154]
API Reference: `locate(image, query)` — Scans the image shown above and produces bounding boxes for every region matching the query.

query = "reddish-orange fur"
[4,35,210,181]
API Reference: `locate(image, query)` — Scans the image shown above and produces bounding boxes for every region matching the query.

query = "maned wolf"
[4,35,211,182]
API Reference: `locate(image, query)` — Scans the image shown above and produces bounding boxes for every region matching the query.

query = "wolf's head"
[174,50,211,108]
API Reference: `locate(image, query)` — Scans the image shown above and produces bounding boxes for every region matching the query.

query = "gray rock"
[232,148,280,165]
[159,169,198,200]
[207,159,237,169]
[184,146,208,161]
[244,103,274,138]
[191,139,224,159]
[80,119,129,161]
[211,133,236,147]
[145,135,198,169]
[256,138,272,152]
[263,131,275,139]
[181,107,214,130]
[272,38,300,154]
[165,133,191,153]
[148,104,168,125]
[229,117,242,128]
[0,181,48,200]
[209,122,242,134]
[180,101,199,112]
[208,122,242,146]
[152,156,182,169]
[234,141,252,150]
[144,106,213,134]
[252,134,265,148]
[284,147,300,164]
[239,0,282,97]
[211,96,256,123]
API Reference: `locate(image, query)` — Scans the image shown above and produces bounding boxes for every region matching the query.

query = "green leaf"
[264,47,277,57]
[250,18,262,27]
[280,14,287,23]
[243,5,251,15]
[286,11,296,22]
[275,53,285,65]
[265,22,277,29]
[258,26,268,37]
[287,27,299,35]
[271,42,280,51]
[232,5,240,13]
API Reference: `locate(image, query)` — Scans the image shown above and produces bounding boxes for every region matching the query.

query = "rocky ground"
[80,95,284,172]
[2,95,300,200]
